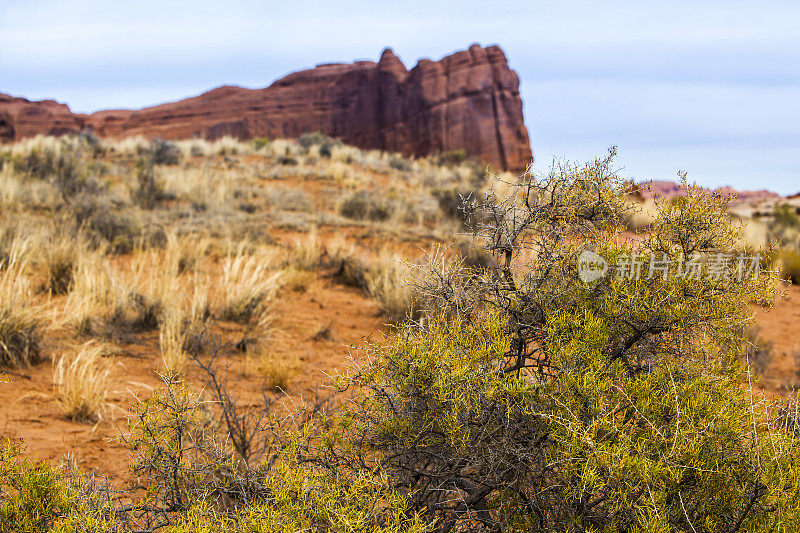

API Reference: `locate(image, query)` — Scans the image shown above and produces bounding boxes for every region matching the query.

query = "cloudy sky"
[2,0,798,192]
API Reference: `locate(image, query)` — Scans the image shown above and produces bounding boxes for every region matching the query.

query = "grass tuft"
[52,341,109,422]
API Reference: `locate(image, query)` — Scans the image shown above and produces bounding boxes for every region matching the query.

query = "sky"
[1,0,798,193]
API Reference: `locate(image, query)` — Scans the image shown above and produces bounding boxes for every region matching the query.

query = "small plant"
[254,352,298,391]
[434,148,467,166]
[338,190,393,221]
[40,233,88,295]
[146,137,182,166]
[132,158,167,209]
[282,267,314,293]
[298,132,332,150]
[52,341,109,422]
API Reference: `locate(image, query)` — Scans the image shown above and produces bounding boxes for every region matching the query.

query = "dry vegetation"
[4,133,800,530]
[0,132,495,436]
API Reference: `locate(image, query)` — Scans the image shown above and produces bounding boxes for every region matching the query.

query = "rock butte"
[0,44,532,172]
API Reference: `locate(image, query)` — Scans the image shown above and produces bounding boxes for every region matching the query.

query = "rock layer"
[0,44,532,171]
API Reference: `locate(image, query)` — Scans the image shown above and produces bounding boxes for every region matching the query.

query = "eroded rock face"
[0,44,532,171]
[0,94,85,142]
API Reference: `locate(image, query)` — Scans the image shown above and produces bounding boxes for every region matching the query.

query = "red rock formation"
[0,44,533,171]
[640,179,781,203]
[0,93,86,141]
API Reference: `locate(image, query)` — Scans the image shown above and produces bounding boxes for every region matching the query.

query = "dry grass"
[779,249,800,285]
[65,250,125,334]
[0,247,43,368]
[248,351,298,391]
[282,267,314,293]
[624,199,660,232]
[219,248,284,328]
[159,306,188,376]
[290,231,322,270]
[366,253,419,323]
[52,341,109,422]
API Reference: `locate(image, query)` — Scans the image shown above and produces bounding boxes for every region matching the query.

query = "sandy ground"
[0,275,386,481]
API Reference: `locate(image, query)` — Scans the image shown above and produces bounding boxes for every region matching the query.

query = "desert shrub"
[329,151,800,531]
[132,158,168,209]
[52,341,109,422]
[431,187,476,226]
[298,131,332,150]
[434,148,467,167]
[0,442,113,533]
[39,233,91,295]
[120,376,429,532]
[144,137,182,166]
[332,254,371,290]
[773,203,800,230]
[264,186,312,212]
[338,190,393,221]
[290,231,322,270]
[253,352,298,391]
[251,137,270,151]
[72,194,143,254]
[389,155,412,171]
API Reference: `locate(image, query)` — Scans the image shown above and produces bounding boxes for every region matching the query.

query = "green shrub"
[145,137,182,166]
[251,136,270,151]
[338,190,393,221]
[72,195,142,254]
[298,131,332,149]
[434,149,467,167]
[0,442,118,533]
[334,152,800,531]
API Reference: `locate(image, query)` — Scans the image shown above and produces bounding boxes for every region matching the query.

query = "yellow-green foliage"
[0,441,118,533]
[124,380,432,533]
[342,157,800,530]
[163,469,434,533]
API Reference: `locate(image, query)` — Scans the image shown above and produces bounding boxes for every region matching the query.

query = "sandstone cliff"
[0,44,532,171]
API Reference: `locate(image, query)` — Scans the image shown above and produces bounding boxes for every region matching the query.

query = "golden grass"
[0,245,43,367]
[366,253,418,323]
[159,306,188,376]
[52,341,109,422]
[64,250,124,334]
[290,231,322,270]
[248,351,298,391]
[220,248,284,328]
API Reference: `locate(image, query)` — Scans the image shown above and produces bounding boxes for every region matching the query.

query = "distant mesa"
[638,179,782,203]
[0,44,533,172]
